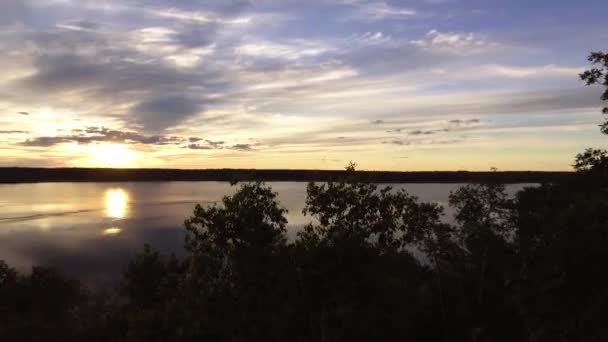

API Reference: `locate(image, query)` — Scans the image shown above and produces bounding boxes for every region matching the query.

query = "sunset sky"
[0,0,606,170]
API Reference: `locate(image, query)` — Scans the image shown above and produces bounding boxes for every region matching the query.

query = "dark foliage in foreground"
[1,52,608,341]
[2,164,606,342]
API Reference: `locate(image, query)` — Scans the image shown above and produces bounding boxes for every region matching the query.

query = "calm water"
[0,182,532,286]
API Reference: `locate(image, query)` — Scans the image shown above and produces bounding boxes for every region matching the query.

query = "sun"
[92,144,136,167]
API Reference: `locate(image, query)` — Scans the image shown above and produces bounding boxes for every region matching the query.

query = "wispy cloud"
[149,7,252,25]
[342,1,417,21]
[411,29,494,54]
[476,64,583,79]
[0,130,28,134]
[236,40,332,60]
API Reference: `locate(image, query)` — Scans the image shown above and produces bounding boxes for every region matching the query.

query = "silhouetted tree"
[580,51,608,134]
[0,263,85,341]
[448,181,523,342]
[183,182,290,341]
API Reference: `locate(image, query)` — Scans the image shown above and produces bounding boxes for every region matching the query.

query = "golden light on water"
[102,227,122,235]
[105,188,129,219]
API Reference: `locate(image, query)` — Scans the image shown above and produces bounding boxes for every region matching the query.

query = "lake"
[0,182,532,286]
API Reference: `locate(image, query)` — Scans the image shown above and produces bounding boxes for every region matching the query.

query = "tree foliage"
[580,51,608,134]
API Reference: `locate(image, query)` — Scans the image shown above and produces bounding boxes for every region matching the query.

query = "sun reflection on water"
[105,188,129,219]
[102,227,122,235]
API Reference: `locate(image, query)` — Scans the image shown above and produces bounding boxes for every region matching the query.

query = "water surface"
[0,182,532,286]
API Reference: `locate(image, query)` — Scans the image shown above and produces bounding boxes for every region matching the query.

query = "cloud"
[187,139,225,150]
[408,129,451,136]
[56,20,100,32]
[14,40,221,131]
[405,119,480,137]
[236,40,331,60]
[187,144,213,150]
[344,1,417,21]
[371,119,384,124]
[467,88,600,115]
[0,130,28,134]
[187,141,252,151]
[131,96,204,131]
[18,112,29,116]
[357,31,394,47]
[206,139,225,147]
[20,137,74,147]
[448,118,480,126]
[477,64,583,79]
[21,55,106,92]
[149,7,251,25]
[19,126,198,147]
[383,139,408,145]
[230,144,254,151]
[411,29,493,54]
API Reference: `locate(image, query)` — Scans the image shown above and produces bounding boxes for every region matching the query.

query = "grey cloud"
[82,127,187,145]
[448,118,480,125]
[24,55,106,92]
[173,24,217,48]
[485,88,601,114]
[71,20,99,30]
[231,143,253,151]
[187,144,213,150]
[409,129,436,135]
[18,112,29,116]
[186,139,230,150]
[58,20,100,31]
[408,127,456,136]
[383,137,466,148]
[371,119,384,124]
[22,52,208,94]
[20,137,74,147]
[19,126,202,147]
[206,139,225,147]
[132,96,204,131]
[419,88,602,117]
[383,139,408,145]
[13,27,228,131]
[0,130,28,134]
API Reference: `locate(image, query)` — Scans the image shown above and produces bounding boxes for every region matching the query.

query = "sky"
[0,0,606,171]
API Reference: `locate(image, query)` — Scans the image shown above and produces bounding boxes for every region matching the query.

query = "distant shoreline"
[0,167,572,184]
